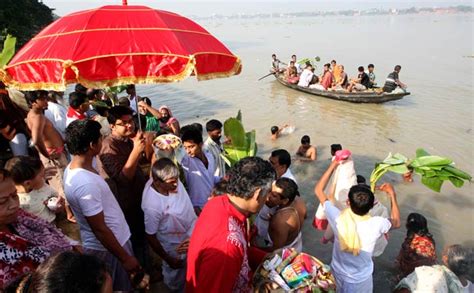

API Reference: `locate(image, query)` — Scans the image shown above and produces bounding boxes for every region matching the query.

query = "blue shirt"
[181,150,220,208]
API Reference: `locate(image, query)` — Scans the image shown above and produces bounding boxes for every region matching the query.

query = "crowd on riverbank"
[0,81,471,292]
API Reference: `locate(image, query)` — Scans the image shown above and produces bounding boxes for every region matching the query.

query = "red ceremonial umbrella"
[0,3,241,91]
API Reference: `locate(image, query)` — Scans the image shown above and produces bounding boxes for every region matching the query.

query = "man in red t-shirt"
[186,157,275,292]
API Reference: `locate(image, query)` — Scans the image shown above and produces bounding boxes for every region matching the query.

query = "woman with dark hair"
[397,212,437,277]
[8,251,112,293]
[0,169,73,289]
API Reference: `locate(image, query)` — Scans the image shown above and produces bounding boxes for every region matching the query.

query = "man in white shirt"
[314,159,400,293]
[142,158,196,291]
[297,64,314,87]
[203,119,226,177]
[63,120,144,291]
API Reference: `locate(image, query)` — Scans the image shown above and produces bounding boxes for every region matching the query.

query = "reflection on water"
[137,13,473,291]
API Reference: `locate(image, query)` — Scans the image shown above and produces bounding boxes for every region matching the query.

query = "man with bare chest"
[25,90,74,222]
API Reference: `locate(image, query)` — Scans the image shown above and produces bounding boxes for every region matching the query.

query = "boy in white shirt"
[314,159,401,292]
[64,119,146,291]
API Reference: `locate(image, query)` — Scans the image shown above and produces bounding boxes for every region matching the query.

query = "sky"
[42,0,472,17]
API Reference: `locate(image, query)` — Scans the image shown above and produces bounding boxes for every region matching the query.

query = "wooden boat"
[274,73,410,103]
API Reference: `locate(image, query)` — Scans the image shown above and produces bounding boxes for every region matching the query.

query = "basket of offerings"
[253,248,336,292]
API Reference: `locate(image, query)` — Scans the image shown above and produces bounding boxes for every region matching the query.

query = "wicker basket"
[253,250,336,293]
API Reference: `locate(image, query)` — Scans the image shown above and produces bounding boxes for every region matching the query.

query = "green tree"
[0,0,54,50]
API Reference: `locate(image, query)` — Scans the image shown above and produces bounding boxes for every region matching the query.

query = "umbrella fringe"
[196,58,242,81]
[2,57,242,91]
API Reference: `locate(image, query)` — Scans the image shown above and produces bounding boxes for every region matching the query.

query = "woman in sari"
[397,213,437,278]
[0,169,73,289]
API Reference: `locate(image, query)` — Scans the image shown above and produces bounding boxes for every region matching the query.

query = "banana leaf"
[223,111,257,166]
[0,34,16,67]
[443,165,472,180]
[224,117,245,148]
[448,176,464,188]
[410,156,452,167]
[371,149,471,193]
[236,110,242,122]
[416,148,431,158]
[387,164,410,174]
[246,130,257,156]
[421,176,444,192]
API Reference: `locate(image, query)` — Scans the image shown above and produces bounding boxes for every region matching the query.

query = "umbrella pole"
[135,96,142,132]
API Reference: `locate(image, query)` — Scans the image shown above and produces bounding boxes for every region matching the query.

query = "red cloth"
[186,196,262,292]
[312,217,328,230]
[4,5,241,91]
[321,71,333,90]
[66,106,86,120]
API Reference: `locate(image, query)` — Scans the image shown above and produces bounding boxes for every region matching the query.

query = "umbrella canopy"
[0,5,241,91]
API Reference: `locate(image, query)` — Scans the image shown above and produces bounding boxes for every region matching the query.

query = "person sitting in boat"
[383,65,407,93]
[347,66,371,92]
[289,54,302,74]
[285,61,299,84]
[297,64,314,87]
[331,60,344,85]
[320,63,334,90]
[367,64,377,88]
[332,65,349,90]
[308,75,326,91]
[271,54,284,73]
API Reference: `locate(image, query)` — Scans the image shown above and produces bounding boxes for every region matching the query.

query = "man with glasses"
[142,158,196,291]
[97,106,148,268]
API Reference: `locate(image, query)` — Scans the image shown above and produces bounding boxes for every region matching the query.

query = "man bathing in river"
[296,135,317,161]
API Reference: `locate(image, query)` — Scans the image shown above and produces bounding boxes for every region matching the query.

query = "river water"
[136,12,473,291]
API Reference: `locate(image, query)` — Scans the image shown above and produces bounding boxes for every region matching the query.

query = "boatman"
[383,65,407,93]
[271,54,284,73]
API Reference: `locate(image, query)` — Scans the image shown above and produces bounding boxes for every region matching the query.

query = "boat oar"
[258,72,276,81]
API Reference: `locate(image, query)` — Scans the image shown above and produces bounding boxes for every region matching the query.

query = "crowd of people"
[271,54,407,93]
[0,79,471,293]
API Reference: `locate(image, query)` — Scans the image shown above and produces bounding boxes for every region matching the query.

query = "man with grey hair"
[186,157,276,292]
[141,158,196,292]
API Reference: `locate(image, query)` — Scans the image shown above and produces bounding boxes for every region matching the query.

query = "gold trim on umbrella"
[33,27,212,40]
[6,52,238,68]
[3,52,240,91]
[66,7,180,18]
[196,58,242,81]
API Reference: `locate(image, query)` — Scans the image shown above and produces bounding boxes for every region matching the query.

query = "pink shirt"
[321,71,334,89]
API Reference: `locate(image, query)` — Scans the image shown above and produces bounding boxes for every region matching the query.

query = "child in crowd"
[5,156,64,223]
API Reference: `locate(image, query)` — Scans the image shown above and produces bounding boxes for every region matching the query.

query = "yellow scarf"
[336,208,371,256]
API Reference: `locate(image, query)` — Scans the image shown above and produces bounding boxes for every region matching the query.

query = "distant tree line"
[0,0,54,50]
